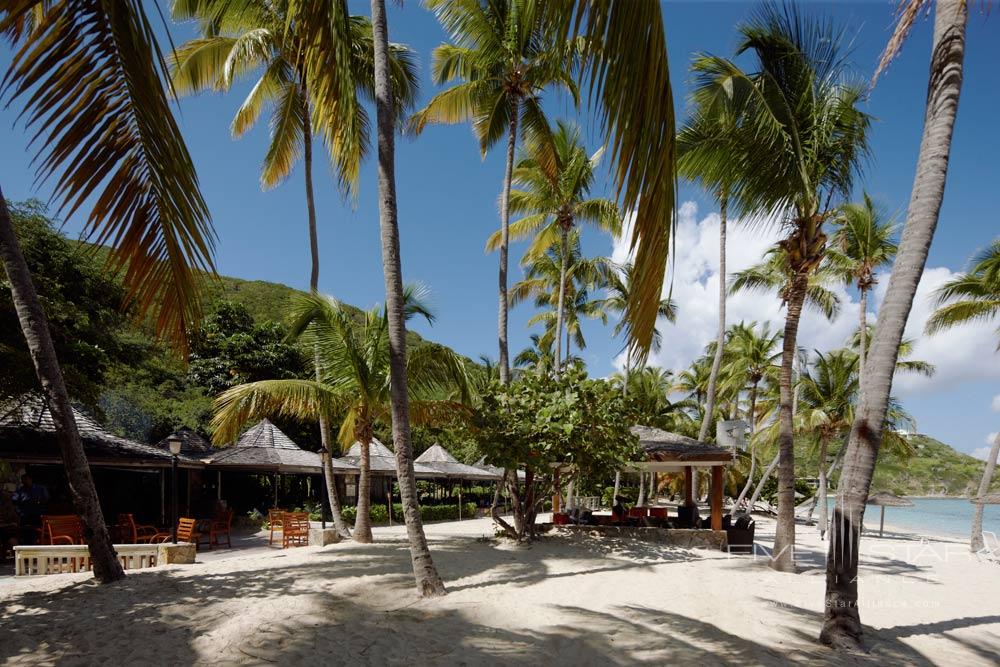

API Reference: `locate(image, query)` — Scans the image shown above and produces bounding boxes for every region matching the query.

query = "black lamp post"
[168,435,181,543]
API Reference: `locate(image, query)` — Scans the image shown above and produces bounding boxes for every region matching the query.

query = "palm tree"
[513,333,559,375]
[212,292,468,543]
[487,121,620,373]
[170,1,417,535]
[925,239,999,552]
[823,0,969,647]
[410,0,579,384]
[0,1,219,582]
[828,194,899,388]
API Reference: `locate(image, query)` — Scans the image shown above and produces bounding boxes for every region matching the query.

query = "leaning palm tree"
[823,0,970,646]
[487,120,620,373]
[828,194,899,388]
[212,292,469,543]
[925,239,999,552]
[410,0,579,384]
[0,1,218,583]
[170,0,417,536]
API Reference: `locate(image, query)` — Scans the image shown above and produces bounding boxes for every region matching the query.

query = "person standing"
[12,474,49,544]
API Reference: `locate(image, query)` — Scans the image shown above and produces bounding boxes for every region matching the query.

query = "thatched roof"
[867,492,914,507]
[416,444,500,481]
[155,427,213,456]
[972,492,1000,505]
[209,419,356,474]
[473,456,525,482]
[342,438,440,478]
[630,425,733,462]
[0,393,202,468]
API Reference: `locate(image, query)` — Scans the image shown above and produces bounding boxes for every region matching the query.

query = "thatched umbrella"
[867,492,914,537]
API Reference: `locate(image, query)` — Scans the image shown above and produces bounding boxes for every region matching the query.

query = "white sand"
[1,515,998,666]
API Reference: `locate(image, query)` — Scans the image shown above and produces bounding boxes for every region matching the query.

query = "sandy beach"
[1,515,998,666]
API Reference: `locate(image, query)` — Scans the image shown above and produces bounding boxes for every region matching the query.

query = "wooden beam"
[711,465,723,531]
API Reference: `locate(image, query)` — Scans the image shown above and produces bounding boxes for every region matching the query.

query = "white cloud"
[972,435,999,462]
[610,200,1000,400]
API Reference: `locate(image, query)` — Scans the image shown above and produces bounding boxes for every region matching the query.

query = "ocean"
[867,497,1000,540]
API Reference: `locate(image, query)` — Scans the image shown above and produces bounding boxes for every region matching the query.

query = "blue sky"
[1,2,997,458]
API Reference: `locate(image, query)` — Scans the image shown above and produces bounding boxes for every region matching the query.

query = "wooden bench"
[14,544,159,576]
[40,515,84,545]
[281,512,310,549]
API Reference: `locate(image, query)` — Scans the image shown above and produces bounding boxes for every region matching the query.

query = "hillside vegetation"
[870,434,999,497]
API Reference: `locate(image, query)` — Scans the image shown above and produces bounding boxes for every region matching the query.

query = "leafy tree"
[473,364,638,539]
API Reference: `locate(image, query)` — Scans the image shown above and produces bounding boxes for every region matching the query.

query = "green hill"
[870,434,998,497]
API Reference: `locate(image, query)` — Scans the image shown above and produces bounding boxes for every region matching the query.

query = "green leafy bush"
[339,502,477,525]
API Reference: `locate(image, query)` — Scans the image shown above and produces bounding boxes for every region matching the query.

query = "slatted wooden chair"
[281,512,310,549]
[209,509,234,549]
[151,517,200,548]
[268,509,285,546]
[40,515,84,545]
[117,513,158,544]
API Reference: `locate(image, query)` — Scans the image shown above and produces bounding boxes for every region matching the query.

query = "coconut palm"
[0,1,220,583]
[170,0,418,538]
[696,4,870,572]
[823,1,969,643]
[409,0,580,384]
[526,285,607,362]
[212,291,469,544]
[731,249,843,324]
[486,121,620,373]
[925,239,1000,552]
[828,194,899,387]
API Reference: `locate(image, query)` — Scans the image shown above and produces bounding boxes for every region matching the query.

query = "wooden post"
[274,473,279,507]
[879,506,885,537]
[552,466,561,514]
[711,465,723,531]
[217,470,222,501]
[684,466,693,506]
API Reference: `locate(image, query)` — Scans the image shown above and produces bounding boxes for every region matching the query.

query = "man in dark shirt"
[12,474,49,529]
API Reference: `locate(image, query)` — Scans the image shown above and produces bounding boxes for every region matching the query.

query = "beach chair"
[281,512,310,549]
[40,515,84,545]
[117,513,158,544]
[151,518,200,548]
[268,509,286,545]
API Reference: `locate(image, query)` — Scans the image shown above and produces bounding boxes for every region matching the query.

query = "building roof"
[415,444,500,481]
[866,492,914,507]
[155,427,213,456]
[0,393,202,468]
[342,438,441,478]
[630,425,733,462]
[208,419,357,474]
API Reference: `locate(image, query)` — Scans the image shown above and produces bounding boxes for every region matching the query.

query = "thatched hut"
[866,491,914,537]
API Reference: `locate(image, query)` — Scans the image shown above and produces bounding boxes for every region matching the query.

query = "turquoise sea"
[870,497,1000,540]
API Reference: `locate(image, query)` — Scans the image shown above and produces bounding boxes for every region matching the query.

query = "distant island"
[870,433,999,497]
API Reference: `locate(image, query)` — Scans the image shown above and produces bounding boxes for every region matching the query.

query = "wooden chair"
[40,515,84,545]
[281,512,310,549]
[209,509,234,549]
[151,518,200,548]
[268,509,285,546]
[117,513,158,544]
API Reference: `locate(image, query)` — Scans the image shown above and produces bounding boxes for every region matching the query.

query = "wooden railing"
[14,544,160,576]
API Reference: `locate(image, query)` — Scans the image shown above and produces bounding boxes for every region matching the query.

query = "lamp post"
[319,449,329,529]
[168,435,181,544]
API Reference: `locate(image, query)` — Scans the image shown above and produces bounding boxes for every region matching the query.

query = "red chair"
[648,507,668,520]
[627,507,648,519]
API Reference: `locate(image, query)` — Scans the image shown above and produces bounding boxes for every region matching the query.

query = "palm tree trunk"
[0,189,123,583]
[612,471,621,504]
[821,0,967,649]
[748,452,779,512]
[772,274,808,573]
[369,0,447,596]
[637,470,646,506]
[555,225,568,374]
[858,287,868,392]
[818,434,830,540]
[730,381,758,517]
[497,99,520,385]
[698,196,728,442]
[301,93,350,537]
[971,432,999,551]
[354,438,373,543]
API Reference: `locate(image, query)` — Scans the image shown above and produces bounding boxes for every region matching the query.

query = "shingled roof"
[0,393,202,468]
[342,438,441,478]
[209,419,357,474]
[155,427,213,456]
[416,444,500,481]
[630,425,733,462]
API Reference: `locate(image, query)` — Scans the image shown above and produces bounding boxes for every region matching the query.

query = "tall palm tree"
[828,194,899,388]
[170,1,417,536]
[925,239,999,552]
[410,0,579,384]
[211,292,468,543]
[487,121,620,373]
[0,1,218,582]
[823,0,969,647]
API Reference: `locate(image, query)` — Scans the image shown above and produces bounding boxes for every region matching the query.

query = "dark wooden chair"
[117,513,158,544]
[40,515,84,545]
[281,512,310,549]
[209,509,234,549]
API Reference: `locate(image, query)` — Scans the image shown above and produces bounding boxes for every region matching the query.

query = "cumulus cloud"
[610,200,1000,400]
[972,434,999,462]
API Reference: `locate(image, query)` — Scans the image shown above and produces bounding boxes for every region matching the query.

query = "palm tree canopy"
[827,193,899,290]
[600,261,677,349]
[730,248,842,320]
[1,0,217,349]
[926,239,1000,348]
[170,0,418,195]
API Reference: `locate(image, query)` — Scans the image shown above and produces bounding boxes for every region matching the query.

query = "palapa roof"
[416,444,500,481]
[0,393,201,468]
[866,492,914,507]
[155,427,213,456]
[972,492,1000,505]
[342,438,440,478]
[630,425,733,463]
[209,419,357,474]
